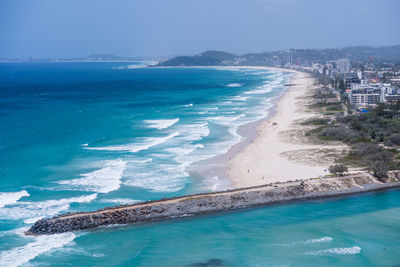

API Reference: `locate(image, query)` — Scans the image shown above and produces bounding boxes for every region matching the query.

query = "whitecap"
[83,132,180,153]
[0,233,76,267]
[230,95,249,101]
[131,158,152,163]
[225,83,244,87]
[244,86,273,95]
[0,194,97,224]
[144,118,179,129]
[305,236,333,244]
[0,190,29,208]
[307,246,361,255]
[57,159,127,194]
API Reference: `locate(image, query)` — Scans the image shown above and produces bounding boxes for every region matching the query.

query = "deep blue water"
[0,62,399,266]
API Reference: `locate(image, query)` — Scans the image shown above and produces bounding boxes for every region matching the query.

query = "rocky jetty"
[26,171,400,235]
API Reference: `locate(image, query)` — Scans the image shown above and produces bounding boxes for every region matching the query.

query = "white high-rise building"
[357,69,362,80]
[283,50,292,66]
[336,58,350,73]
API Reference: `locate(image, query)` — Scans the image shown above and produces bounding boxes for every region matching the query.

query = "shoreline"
[186,66,297,191]
[227,69,342,188]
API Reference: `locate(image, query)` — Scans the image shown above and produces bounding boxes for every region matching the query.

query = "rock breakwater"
[26,171,400,235]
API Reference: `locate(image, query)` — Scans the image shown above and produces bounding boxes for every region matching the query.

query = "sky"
[0,0,399,58]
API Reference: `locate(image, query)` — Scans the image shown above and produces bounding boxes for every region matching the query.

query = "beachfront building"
[386,94,400,103]
[349,81,399,106]
[350,86,382,106]
[311,63,323,74]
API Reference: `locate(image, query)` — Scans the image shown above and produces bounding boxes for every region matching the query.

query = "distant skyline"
[1,0,399,58]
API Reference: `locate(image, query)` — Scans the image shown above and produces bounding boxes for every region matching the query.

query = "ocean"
[0,62,399,266]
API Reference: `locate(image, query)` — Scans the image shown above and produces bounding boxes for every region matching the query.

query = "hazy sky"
[1,0,399,58]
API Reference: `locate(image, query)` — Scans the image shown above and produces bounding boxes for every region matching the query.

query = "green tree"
[329,164,348,176]
[369,161,389,179]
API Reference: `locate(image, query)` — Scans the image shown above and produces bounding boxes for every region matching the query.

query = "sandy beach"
[228,69,342,188]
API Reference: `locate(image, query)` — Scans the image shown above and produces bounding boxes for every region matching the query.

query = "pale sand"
[228,70,341,188]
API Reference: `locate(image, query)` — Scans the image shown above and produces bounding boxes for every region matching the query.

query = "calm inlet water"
[0,63,398,266]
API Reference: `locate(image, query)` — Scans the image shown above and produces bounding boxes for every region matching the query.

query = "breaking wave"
[144,118,179,129]
[225,83,244,87]
[57,159,127,194]
[83,132,180,153]
[0,194,97,224]
[0,190,29,208]
[304,236,333,244]
[307,246,361,255]
[0,233,76,267]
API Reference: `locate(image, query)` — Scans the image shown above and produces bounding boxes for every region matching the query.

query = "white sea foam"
[57,159,127,194]
[232,107,247,111]
[84,132,180,153]
[144,118,179,129]
[244,85,273,94]
[165,144,204,165]
[208,114,245,126]
[123,163,188,193]
[0,227,29,238]
[0,194,97,224]
[166,144,204,157]
[225,83,244,87]
[182,103,193,107]
[244,74,284,95]
[0,233,76,267]
[132,158,152,163]
[177,122,210,142]
[0,190,29,208]
[305,236,333,244]
[307,246,361,255]
[230,95,249,101]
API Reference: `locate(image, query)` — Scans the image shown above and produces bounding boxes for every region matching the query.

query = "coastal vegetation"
[307,98,400,179]
[328,164,348,176]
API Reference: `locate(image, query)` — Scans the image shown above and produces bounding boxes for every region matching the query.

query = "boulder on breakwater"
[26,171,400,236]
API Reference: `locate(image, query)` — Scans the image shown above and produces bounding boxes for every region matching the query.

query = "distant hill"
[160,51,237,66]
[158,45,400,67]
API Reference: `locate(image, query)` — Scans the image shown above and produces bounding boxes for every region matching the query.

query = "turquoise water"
[0,63,399,266]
